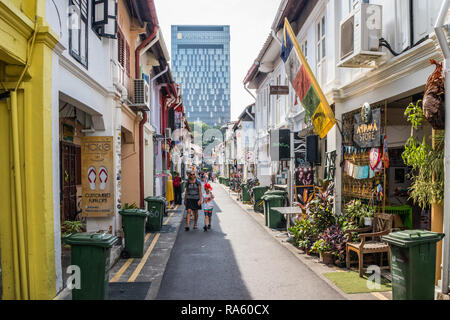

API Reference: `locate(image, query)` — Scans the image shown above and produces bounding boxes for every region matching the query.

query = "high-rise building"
[171,25,230,127]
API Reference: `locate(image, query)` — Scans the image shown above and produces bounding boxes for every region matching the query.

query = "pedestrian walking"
[173,172,182,205]
[184,171,202,231]
[202,183,215,231]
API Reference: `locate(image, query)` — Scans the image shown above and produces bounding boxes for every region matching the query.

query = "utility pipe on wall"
[136,0,159,208]
[8,18,39,300]
[435,0,450,295]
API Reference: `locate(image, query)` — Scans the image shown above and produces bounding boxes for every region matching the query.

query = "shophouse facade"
[243,0,448,291]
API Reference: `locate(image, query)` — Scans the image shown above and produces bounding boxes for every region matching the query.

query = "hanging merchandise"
[382,135,389,168]
[423,59,445,130]
[376,183,384,201]
[369,148,381,170]
[348,162,354,177]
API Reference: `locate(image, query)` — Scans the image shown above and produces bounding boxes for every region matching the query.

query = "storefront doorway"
[341,93,431,230]
[60,142,81,222]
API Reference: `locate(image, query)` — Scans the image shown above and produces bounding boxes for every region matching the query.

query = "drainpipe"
[271,29,282,47]
[150,67,169,197]
[136,1,159,208]
[435,0,450,295]
[244,84,256,101]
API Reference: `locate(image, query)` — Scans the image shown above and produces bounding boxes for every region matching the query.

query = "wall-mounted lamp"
[93,0,118,38]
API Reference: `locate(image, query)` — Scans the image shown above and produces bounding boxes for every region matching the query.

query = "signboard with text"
[270,85,290,95]
[270,129,290,161]
[353,108,381,148]
[81,136,114,217]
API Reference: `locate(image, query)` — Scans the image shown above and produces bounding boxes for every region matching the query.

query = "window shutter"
[126,41,131,77]
[118,29,124,67]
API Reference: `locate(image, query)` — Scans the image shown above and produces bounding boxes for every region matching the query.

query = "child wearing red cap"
[202,183,215,231]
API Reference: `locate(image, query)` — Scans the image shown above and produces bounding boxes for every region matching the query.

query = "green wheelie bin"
[144,196,165,231]
[253,186,269,213]
[266,195,286,229]
[241,183,251,202]
[382,230,445,300]
[119,209,149,258]
[63,232,118,300]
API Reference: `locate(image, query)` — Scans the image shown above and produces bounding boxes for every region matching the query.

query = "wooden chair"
[345,213,394,277]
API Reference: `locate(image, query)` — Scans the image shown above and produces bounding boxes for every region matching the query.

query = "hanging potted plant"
[364,209,374,226]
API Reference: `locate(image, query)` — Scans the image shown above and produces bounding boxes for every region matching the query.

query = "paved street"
[156,183,344,300]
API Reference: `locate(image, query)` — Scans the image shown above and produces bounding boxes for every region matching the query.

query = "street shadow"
[156,195,252,300]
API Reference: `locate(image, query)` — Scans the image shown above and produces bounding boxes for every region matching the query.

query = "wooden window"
[69,0,89,68]
[126,41,130,77]
[117,28,125,66]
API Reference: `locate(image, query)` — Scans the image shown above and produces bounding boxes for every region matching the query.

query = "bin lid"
[144,197,166,204]
[253,186,269,190]
[264,195,285,201]
[63,232,118,248]
[264,190,288,196]
[119,209,149,217]
[382,230,445,248]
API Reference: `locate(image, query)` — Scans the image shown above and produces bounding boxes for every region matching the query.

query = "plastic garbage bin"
[253,186,270,213]
[382,230,445,300]
[63,232,118,300]
[266,195,286,229]
[241,183,251,202]
[144,197,166,231]
[119,209,149,258]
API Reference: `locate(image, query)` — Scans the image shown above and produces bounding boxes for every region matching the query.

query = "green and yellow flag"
[281,18,336,139]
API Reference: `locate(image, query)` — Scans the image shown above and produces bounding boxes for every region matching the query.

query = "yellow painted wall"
[0,0,59,299]
[121,105,141,207]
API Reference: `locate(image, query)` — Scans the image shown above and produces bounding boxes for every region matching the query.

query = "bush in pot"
[311,239,333,263]
[319,225,348,265]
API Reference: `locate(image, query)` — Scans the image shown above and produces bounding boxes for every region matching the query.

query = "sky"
[154,0,282,122]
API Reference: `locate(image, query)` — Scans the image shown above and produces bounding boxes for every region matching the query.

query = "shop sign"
[63,124,74,142]
[175,112,182,129]
[81,136,114,217]
[270,85,290,95]
[353,106,381,148]
[270,129,290,161]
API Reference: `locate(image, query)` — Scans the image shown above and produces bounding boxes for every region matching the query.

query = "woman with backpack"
[184,171,203,231]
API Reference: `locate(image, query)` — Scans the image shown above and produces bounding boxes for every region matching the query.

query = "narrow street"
[156,183,343,300]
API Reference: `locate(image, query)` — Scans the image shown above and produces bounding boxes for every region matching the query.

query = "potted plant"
[61,220,85,249]
[311,239,333,264]
[364,209,374,226]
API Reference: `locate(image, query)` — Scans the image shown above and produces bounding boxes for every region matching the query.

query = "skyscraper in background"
[171,25,230,127]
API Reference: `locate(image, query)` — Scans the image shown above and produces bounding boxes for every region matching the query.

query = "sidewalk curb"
[217,183,389,301]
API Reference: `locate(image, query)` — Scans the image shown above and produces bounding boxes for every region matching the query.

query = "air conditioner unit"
[132,79,150,111]
[337,2,385,68]
[165,127,172,140]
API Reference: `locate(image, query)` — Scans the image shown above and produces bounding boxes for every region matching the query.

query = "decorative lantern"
[93,0,117,38]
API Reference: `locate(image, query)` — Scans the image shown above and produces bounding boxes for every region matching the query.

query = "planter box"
[319,252,334,265]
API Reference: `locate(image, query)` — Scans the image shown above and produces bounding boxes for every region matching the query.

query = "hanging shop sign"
[81,136,114,217]
[175,112,183,129]
[270,85,290,95]
[270,129,290,161]
[353,105,381,148]
[62,123,74,142]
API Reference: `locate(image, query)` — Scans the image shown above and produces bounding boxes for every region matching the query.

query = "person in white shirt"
[202,183,215,232]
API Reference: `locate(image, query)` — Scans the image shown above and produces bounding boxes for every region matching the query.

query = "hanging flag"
[280,18,336,139]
